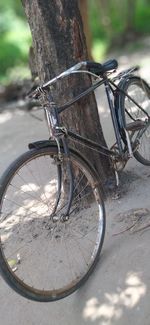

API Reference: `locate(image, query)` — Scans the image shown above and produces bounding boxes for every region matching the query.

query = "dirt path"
[0,44,150,325]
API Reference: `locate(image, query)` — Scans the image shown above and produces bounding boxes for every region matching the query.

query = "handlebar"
[29,59,138,100]
[30,62,86,99]
[29,61,103,99]
[43,61,87,88]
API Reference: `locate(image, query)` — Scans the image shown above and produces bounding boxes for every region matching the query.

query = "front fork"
[61,137,74,220]
[45,102,74,220]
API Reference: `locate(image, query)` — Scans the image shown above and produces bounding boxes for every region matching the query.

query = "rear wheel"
[0,146,105,302]
[119,77,150,165]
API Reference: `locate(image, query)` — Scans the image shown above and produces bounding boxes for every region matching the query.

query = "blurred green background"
[0,0,31,83]
[89,0,150,60]
[0,0,150,84]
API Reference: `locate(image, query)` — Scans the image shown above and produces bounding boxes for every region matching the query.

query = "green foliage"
[0,1,31,83]
[88,2,105,40]
[88,0,150,60]
[135,0,150,33]
[0,0,150,82]
[0,38,21,74]
[91,40,109,61]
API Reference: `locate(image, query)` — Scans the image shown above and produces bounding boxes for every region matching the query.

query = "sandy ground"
[0,45,150,325]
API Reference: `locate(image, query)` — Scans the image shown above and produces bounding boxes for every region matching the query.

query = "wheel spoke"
[123,78,150,164]
[0,148,104,301]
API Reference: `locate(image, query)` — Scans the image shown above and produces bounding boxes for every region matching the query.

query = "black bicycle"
[0,59,149,302]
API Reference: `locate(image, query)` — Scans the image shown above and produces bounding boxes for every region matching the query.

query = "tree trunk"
[79,0,92,59]
[22,0,113,187]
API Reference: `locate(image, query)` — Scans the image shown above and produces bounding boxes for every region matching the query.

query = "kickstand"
[111,170,121,200]
[115,170,119,187]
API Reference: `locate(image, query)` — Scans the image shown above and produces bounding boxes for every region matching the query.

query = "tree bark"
[79,0,92,59]
[22,0,113,187]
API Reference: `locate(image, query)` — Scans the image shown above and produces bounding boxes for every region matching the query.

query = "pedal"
[126,120,146,131]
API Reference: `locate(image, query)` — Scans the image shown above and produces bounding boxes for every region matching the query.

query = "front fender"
[28,140,57,150]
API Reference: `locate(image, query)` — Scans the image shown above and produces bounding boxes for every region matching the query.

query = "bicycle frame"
[33,64,149,218]
[45,72,148,159]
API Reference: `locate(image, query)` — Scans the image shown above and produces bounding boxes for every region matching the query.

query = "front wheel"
[118,76,150,165]
[0,146,105,302]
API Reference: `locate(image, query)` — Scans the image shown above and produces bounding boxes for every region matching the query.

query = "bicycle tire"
[118,76,150,165]
[0,145,105,302]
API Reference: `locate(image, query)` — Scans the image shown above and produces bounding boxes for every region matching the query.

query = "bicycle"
[0,59,149,302]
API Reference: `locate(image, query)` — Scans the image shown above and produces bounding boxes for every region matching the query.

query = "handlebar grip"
[86,61,102,73]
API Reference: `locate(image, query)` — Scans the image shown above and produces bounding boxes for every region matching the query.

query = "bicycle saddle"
[86,59,118,75]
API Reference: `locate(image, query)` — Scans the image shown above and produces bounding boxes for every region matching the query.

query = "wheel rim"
[124,81,150,162]
[0,150,104,299]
